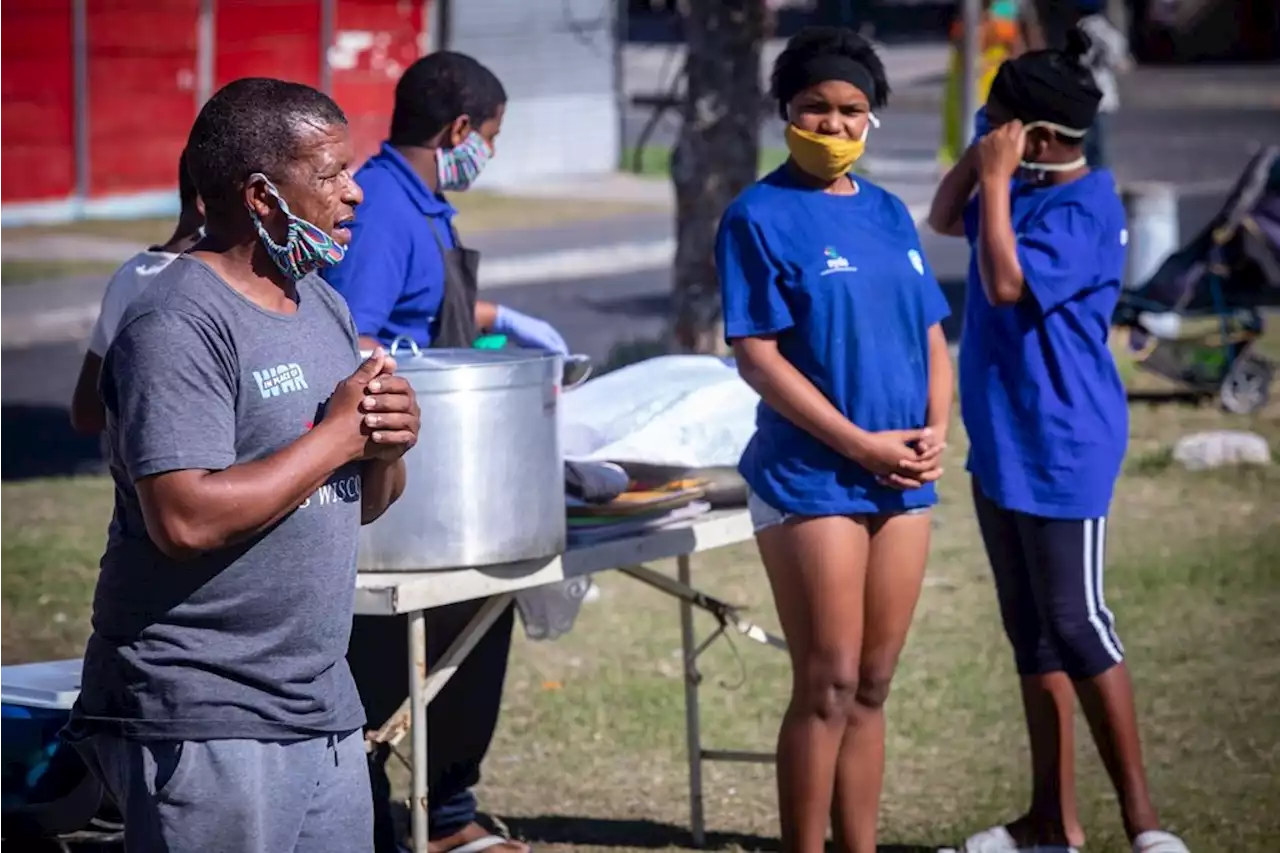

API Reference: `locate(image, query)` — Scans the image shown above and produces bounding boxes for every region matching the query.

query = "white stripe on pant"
[971,478,1129,680]
[1083,517,1124,665]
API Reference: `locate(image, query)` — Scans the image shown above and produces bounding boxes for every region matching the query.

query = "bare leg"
[759,515,870,853]
[1019,512,1161,843]
[829,511,931,853]
[1075,663,1160,840]
[1005,673,1085,849]
[971,480,1084,849]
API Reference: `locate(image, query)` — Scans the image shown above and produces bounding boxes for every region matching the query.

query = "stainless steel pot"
[358,341,567,571]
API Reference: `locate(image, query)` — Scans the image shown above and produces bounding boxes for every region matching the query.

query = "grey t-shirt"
[70,257,367,741]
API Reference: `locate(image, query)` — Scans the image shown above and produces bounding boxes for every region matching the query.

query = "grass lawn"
[1,259,123,286]
[447,191,665,232]
[624,145,790,180]
[621,145,914,184]
[0,191,665,266]
[3,350,1278,850]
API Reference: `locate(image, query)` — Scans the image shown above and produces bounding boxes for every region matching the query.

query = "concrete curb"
[2,304,102,350]
[3,202,932,350]
[1,237,692,349]
[480,199,934,288]
[481,238,678,290]
[12,184,1225,353]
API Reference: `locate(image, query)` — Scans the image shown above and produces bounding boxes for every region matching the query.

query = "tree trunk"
[669,0,768,354]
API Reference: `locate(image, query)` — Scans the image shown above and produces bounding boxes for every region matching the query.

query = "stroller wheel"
[1219,353,1274,415]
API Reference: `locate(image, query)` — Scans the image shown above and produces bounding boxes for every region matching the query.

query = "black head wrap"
[988,29,1102,132]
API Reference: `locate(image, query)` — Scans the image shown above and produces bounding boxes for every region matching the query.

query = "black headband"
[776,55,879,109]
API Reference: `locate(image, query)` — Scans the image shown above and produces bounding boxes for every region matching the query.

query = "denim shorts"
[747,490,930,533]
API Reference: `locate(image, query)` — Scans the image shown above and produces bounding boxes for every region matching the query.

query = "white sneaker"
[951,825,1079,853]
[1133,830,1190,853]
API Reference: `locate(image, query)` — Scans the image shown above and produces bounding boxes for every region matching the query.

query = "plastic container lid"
[0,660,83,711]
[384,340,560,393]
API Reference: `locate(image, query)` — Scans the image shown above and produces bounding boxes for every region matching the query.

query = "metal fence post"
[197,0,215,108]
[320,0,335,94]
[72,0,90,211]
[959,0,981,146]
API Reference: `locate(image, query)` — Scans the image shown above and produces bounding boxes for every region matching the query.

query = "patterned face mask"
[246,174,346,281]
[436,131,493,192]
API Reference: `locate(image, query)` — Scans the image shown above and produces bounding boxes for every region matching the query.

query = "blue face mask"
[436,131,493,192]
[246,174,346,281]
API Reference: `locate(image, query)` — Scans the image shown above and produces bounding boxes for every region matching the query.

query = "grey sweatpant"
[77,730,372,853]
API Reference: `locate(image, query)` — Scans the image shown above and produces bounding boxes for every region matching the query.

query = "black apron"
[425,217,481,348]
[349,213,509,852]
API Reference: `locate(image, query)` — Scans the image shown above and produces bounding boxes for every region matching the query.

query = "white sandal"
[400,836,527,853]
[1132,830,1190,853]
[948,825,1079,853]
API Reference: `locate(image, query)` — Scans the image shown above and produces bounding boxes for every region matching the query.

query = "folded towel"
[564,460,630,504]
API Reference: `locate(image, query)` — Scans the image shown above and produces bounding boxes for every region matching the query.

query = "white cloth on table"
[560,354,760,469]
[517,356,761,641]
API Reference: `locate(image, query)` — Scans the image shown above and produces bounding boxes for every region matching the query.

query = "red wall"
[87,0,200,197]
[330,0,427,165]
[215,0,322,89]
[0,0,430,210]
[1,0,76,203]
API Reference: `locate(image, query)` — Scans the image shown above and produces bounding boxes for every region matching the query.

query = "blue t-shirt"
[960,169,1129,519]
[322,142,457,348]
[717,168,951,516]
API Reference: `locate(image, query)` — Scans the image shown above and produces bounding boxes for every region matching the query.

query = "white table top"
[354,508,754,615]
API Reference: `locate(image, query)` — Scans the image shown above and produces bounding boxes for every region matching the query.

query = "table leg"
[370,594,515,750]
[408,608,429,853]
[677,554,706,847]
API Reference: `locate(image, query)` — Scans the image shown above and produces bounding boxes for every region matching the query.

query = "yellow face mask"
[784,115,878,182]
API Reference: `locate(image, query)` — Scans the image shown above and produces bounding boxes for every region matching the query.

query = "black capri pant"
[972,477,1126,681]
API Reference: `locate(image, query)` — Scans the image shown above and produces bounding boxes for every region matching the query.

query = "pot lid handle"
[388,335,421,358]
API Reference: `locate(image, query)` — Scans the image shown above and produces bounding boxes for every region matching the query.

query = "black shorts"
[972,477,1125,680]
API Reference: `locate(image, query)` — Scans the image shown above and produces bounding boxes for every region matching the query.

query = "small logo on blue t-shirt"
[908,249,925,275]
[1120,228,1129,246]
[821,246,856,275]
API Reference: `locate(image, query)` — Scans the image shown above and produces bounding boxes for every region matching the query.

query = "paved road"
[2,193,1229,482]
[624,64,1280,189]
[629,103,1280,188]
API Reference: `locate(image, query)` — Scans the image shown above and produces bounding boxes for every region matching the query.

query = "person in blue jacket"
[717,27,954,853]
[323,52,565,356]
[325,52,547,853]
[927,30,1190,853]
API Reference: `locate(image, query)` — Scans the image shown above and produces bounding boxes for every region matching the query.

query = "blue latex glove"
[492,305,569,355]
[971,106,992,144]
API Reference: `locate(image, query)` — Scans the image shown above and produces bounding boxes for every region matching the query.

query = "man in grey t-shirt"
[65,79,420,853]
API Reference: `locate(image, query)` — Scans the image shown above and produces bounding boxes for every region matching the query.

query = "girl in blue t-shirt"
[928,30,1189,853]
[716,27,954,853]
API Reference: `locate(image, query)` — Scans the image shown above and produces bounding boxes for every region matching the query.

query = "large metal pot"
[358,342,565,571]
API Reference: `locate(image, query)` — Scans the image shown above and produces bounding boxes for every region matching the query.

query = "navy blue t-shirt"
[322,143,456,348]
[717,168,951,516]
[960,169,1129,519]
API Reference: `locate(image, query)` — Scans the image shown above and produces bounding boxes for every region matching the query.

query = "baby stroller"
[1114,145,1280,414]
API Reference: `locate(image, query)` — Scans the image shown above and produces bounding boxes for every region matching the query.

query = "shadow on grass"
[499,814,939,852]
[1,404,105,481]
[1125,389,1211,405]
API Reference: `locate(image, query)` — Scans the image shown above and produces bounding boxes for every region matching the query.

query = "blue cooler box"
[1,659,104,838]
